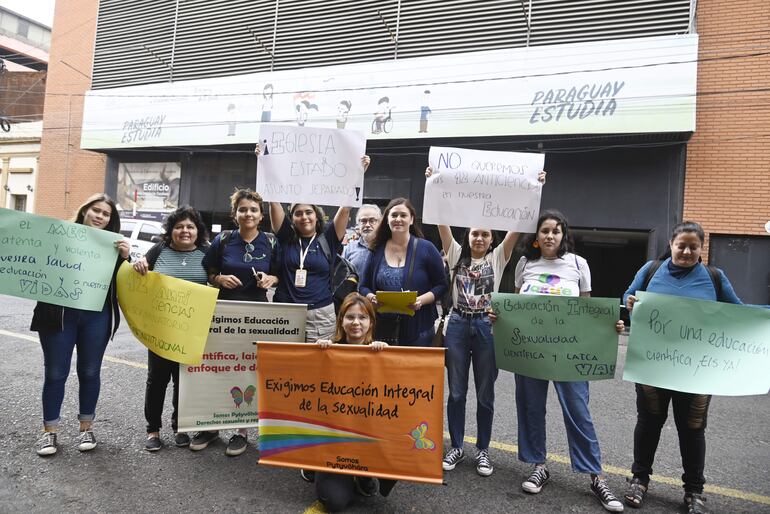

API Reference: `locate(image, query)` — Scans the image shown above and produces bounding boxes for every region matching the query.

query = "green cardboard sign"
[491,293,620,381]
[0,208,121,311]
[624,291,770,396]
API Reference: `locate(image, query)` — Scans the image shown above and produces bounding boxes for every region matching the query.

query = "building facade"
[36,0,769,302]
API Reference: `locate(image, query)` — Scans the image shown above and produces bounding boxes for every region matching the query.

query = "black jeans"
[631,384,711,493]
[144,350,180,433]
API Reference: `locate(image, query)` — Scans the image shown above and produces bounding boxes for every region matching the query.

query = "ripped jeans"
[631,384,712,493]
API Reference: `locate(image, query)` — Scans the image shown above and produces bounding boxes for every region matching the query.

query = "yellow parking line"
[2,328,767,507]
[454,433,770,506]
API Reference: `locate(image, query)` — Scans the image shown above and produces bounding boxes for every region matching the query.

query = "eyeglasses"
[358,217,379,226]
[243,243,255,262]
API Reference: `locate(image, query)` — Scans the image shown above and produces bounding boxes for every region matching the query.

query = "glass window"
[12,194,27,212]
[137,223,162,242]
[119,221,136,238]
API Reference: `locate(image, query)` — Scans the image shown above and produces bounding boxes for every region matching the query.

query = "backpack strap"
[705,265,723,301]
[215,229,235,269]
[641,260,664,292]
[316,233,335,290]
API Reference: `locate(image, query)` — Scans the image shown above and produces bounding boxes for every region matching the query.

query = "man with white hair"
[343,204,381,274]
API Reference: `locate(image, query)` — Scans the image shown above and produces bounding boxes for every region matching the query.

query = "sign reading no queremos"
[423,147,544,232]
[257,124,367,207]
[177,301,307,432]
[491,293,621,381]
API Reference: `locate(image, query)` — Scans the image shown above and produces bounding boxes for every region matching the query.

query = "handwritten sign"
[257,343,445,484]
[257,124,367,207]
[0,208,121,311]
[624,292,770,396]
[177,301,306,432]
[116,262,218,365]
[491,293,620,381]
[423,147,544,232]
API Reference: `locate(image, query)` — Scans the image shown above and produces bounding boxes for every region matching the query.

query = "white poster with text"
[178,300,307,432]
[423,147,545,232]
[257,125,367,207]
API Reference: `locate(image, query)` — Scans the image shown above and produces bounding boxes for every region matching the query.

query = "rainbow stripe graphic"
[258,412,380,457]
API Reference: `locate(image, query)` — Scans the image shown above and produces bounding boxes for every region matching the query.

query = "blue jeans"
[401,327,435,347]
[514,375,602,474]
[445,312,497,450]
[39,303,111,427]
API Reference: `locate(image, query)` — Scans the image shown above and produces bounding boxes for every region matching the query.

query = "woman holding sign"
[622,221,742,514]
[426,166,546,477]
[313,293,397,510]
[359,198,448,347]
[131,206,210,452]
[511,210,624,512]
[265,154,370,343]
[32,194,130,456]
[192,188,280,457]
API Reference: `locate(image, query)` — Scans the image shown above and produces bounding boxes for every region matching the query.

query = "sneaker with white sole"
[591,476,624,512]
[36,432,57,456]
[476,448,493,477]
[225,434,248,456]
[442,447,465,471]
[77,430,96,452]
[522,465,550,494]
[189,430,219,451]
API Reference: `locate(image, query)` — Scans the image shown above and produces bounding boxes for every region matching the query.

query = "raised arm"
[269,202,285,233]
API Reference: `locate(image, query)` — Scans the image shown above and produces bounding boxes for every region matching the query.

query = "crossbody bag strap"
[404,237,419,290]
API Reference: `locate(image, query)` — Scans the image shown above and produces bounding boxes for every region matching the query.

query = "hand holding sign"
[256,125,367,207]
[423,147,544,232]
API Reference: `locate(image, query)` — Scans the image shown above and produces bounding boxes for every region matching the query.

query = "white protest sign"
[257,124,367,207]
[178,300,307,432]
[423,146,545,232]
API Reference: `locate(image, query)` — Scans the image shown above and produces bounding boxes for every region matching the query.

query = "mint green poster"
[0,208,122,311]
[491,293,621,381]
[624,291,770,396]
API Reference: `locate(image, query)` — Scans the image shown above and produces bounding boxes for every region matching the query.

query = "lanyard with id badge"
[295,234,316,288]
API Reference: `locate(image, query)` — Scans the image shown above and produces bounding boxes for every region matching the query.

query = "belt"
[454,309,487,319]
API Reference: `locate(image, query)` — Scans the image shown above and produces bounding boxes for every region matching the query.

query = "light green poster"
[624,291,770,396]
[0,208,121,311]
[491,293,620,381]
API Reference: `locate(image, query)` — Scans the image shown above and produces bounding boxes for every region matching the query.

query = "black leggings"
[144,350,179,433]
[631,384,711,493]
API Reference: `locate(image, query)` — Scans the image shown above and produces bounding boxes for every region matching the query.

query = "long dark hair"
[161,206,209,248]
[452,228,500,277]
[288,203,326,241]
[73,193,121,233]
[371,198,424,249]
[520,209,574,260]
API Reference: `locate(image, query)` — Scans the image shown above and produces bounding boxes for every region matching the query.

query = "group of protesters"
[28,151,743,514]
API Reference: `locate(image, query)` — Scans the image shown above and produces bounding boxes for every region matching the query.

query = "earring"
[533,241,539,248]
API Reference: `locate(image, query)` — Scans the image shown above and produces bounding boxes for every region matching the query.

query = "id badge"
[295,269,308,288]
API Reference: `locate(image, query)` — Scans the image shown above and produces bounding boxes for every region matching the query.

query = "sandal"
[684,493,707,514]
[624,477,647,508]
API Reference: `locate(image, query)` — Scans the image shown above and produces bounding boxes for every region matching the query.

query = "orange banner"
[256,342,445,484]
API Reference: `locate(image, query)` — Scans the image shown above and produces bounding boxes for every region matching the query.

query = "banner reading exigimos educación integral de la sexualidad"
[0,208,121,311]
[257,343,445,484]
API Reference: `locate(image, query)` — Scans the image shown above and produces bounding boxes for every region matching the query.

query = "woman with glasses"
[192,188,280,457]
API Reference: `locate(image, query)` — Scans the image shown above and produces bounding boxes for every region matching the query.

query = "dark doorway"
[709,235,770,306]
[572,229,650,300]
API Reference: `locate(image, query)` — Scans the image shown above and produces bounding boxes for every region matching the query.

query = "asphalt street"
[0,294,768,514]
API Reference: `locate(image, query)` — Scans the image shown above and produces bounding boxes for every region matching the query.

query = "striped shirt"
[154,247,207,285]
